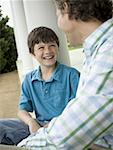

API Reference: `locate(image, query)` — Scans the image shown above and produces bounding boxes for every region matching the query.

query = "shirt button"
[45,90,48,93]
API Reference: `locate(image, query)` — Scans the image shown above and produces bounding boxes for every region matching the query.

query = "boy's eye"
[38,47,44,50]
[50,44,56,47]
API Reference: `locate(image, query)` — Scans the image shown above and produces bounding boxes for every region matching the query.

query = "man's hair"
[55,0,113,22]
[28,27,59,54]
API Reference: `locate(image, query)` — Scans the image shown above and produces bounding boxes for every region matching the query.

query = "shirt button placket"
[45,90,48,94]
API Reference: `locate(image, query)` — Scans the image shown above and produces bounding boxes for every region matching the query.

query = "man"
[18,0,113,149]
[0,27,79,145]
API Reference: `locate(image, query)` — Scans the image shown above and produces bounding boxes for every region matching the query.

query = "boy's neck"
[41,64,56,81]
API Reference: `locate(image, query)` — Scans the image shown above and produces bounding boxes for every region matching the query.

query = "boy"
[0,26,80,145]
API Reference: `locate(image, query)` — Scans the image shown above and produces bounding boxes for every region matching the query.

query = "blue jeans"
[0,119,30,145]
[95,134,113,149]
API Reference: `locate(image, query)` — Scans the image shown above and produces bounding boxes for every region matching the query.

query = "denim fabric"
[0,119,29,145]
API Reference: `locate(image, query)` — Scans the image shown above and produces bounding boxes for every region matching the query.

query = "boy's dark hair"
[28,26,59,54]
[55,0,113,22]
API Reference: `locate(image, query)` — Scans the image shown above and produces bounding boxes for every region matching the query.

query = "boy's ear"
[30,53,35,57]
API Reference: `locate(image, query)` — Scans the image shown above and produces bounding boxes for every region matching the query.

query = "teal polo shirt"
[19,62,80,124]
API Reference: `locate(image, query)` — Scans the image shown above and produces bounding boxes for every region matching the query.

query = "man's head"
[55,0,113,22]
[28,27,59,68]
[55,0,113,46]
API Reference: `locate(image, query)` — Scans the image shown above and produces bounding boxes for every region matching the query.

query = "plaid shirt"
[18,18,113,150]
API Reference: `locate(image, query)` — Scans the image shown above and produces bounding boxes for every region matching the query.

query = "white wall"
[69,48,85,72]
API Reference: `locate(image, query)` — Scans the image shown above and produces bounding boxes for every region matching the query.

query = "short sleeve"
[19,75,33,112]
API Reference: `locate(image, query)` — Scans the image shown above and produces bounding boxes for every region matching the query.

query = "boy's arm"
[17,109,41,134]
[18,74,41,133]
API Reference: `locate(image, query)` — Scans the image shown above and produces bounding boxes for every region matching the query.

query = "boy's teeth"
[45,56,53,59]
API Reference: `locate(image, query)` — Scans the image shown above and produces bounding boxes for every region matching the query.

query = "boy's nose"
[45,46,50,53]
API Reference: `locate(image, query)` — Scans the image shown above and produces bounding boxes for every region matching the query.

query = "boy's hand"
[28,118,41,134]
[44,123,49,128]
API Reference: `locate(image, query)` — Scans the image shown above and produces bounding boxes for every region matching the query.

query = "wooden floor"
[0,71,20,118]
[0,145,27,150]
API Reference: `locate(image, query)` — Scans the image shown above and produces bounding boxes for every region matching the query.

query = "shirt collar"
[31,62,62,82]
[83,18,113,58]
[52,62,62,81]
[31,67,42,82]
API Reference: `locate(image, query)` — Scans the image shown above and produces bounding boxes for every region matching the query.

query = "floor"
[0,71,20,118]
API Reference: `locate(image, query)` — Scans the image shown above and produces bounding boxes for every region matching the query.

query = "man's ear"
[63,2,69,13]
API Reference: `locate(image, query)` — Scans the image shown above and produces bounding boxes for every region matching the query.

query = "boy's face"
[33,41,58,68]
